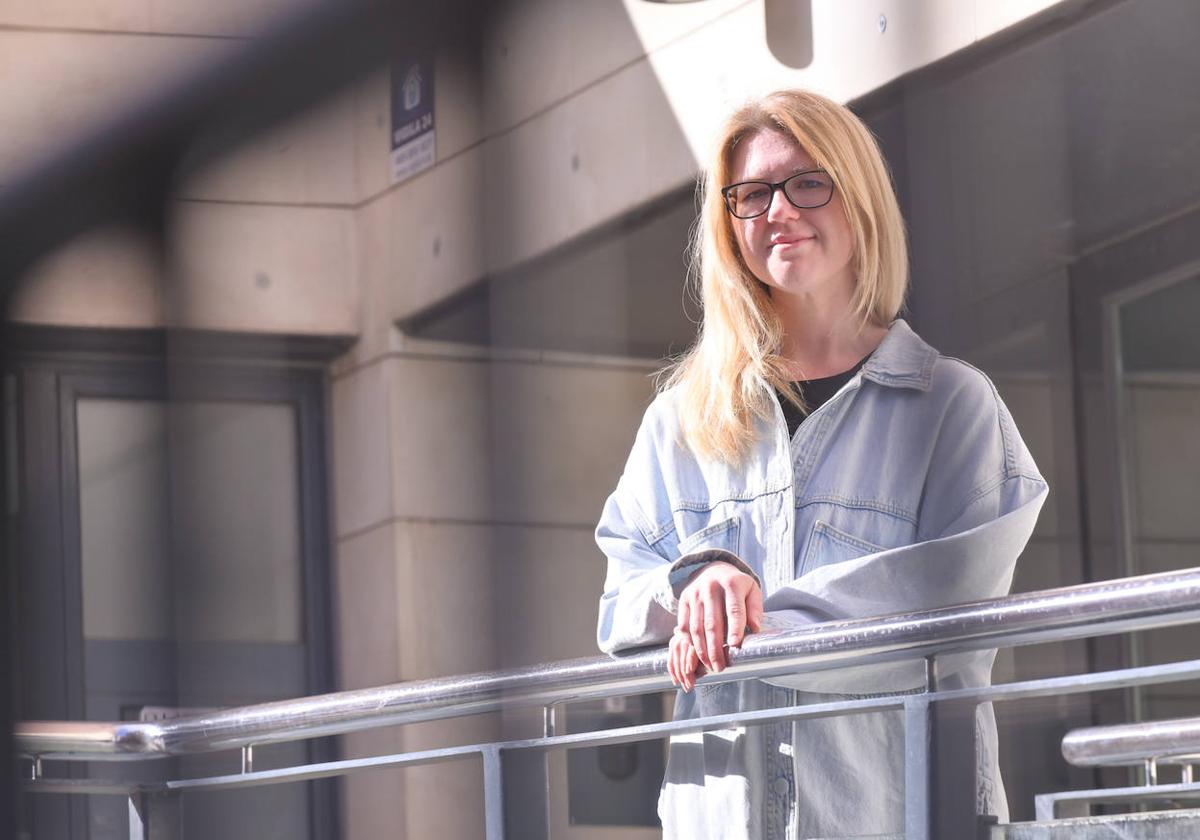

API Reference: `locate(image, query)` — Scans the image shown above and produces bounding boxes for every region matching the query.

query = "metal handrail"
[17,566,1200,761]
[1063,716,1200,767]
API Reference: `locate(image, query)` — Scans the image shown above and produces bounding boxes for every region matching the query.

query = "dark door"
[10,328,341,839]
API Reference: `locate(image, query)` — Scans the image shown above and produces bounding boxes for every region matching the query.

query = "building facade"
[4,0,1200,837]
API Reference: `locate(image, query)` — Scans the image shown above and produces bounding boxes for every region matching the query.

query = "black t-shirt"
[776,355,870,438]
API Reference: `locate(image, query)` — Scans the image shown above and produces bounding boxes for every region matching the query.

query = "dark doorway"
[8,326,344,839]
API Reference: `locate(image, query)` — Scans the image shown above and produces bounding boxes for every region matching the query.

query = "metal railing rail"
[16,566,1200,762]
[1036,715,1200,819]
[1063,716,1200,768]
[17,566,1200,840]
[29,655,1200,833]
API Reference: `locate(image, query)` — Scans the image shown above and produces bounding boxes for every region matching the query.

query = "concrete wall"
[2,0,1075,334]
[1,0,359,334]
[331,346,658,837]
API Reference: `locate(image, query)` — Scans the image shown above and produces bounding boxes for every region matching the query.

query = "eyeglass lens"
[725,171,833,218]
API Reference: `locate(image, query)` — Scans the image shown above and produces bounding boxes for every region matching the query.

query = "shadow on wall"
[399,0,704,363]
[400,184,700,360]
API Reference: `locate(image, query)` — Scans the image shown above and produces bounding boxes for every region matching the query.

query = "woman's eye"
[795,175,831,190]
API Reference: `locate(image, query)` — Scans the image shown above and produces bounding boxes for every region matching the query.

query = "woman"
[595,89,1047,839]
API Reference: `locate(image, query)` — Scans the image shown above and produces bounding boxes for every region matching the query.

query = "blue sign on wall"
[390,55,435,184]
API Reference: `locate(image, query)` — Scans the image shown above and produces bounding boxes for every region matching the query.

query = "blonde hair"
[660,89,908,464]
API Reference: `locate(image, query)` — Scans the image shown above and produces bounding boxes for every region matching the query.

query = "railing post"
[904,695,931,840]
[481,747,505,840]
[128,794,146,840]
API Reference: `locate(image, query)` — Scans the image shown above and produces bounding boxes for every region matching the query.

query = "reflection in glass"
[1112,273,1200,723]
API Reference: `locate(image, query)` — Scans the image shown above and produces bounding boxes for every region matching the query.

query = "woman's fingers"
[675,598,692,678]
[668,635,679,686]
[724,584,747,649]
[704,584,727,672]
[746,581,764,634]
[668,631,704,692]
[689,596,710,670]
[676,597,691,637]
[684,643,700,692]
[727,576,763,643]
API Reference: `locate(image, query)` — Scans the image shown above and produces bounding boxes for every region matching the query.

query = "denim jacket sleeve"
[594,485,678,653]
[761,365,1048,693]
[595,395,760,654]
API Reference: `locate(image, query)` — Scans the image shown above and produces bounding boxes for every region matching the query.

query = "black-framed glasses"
[720,169,835,219]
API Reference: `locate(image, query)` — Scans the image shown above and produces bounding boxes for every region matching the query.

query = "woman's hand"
[675,561,764,677]
[668,629,702,691]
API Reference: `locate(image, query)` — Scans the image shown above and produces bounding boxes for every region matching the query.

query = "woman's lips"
[771,236,814,249]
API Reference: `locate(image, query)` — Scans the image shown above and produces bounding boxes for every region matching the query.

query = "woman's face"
[726,129,856,306]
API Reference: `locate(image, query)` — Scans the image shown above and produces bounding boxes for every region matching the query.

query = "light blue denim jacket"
[595,320,1047,839]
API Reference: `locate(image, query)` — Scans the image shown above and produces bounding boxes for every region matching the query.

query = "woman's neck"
[772,295,888,380]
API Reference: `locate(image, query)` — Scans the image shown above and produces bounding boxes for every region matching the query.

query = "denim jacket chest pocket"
[796,499,918,577]
[799,520,885,576]
[675,513,741,560]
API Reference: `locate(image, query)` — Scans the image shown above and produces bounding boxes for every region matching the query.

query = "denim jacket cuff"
[666,548,762,604]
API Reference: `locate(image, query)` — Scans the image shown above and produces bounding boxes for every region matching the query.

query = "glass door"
[1104,270,1200,729]
[1071,210,1200,789]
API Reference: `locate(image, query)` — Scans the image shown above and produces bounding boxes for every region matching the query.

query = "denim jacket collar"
[860,319,938,392]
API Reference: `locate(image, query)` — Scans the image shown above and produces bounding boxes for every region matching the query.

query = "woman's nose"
[765,186,799,222]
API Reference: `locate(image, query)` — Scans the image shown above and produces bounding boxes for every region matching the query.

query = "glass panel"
[170,400,302,645]
[78,398,171,641]
[1116,273,1200,721]
[78,398,303,645]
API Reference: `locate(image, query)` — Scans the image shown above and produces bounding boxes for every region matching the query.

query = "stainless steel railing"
[17,566,1200,762]
[1063,716,1200,769]
[1036,715,1200,817]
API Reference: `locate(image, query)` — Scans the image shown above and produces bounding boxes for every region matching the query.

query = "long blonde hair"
[660,89,908,464]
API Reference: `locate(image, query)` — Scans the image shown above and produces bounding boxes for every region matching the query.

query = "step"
[992,808,1200,839]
